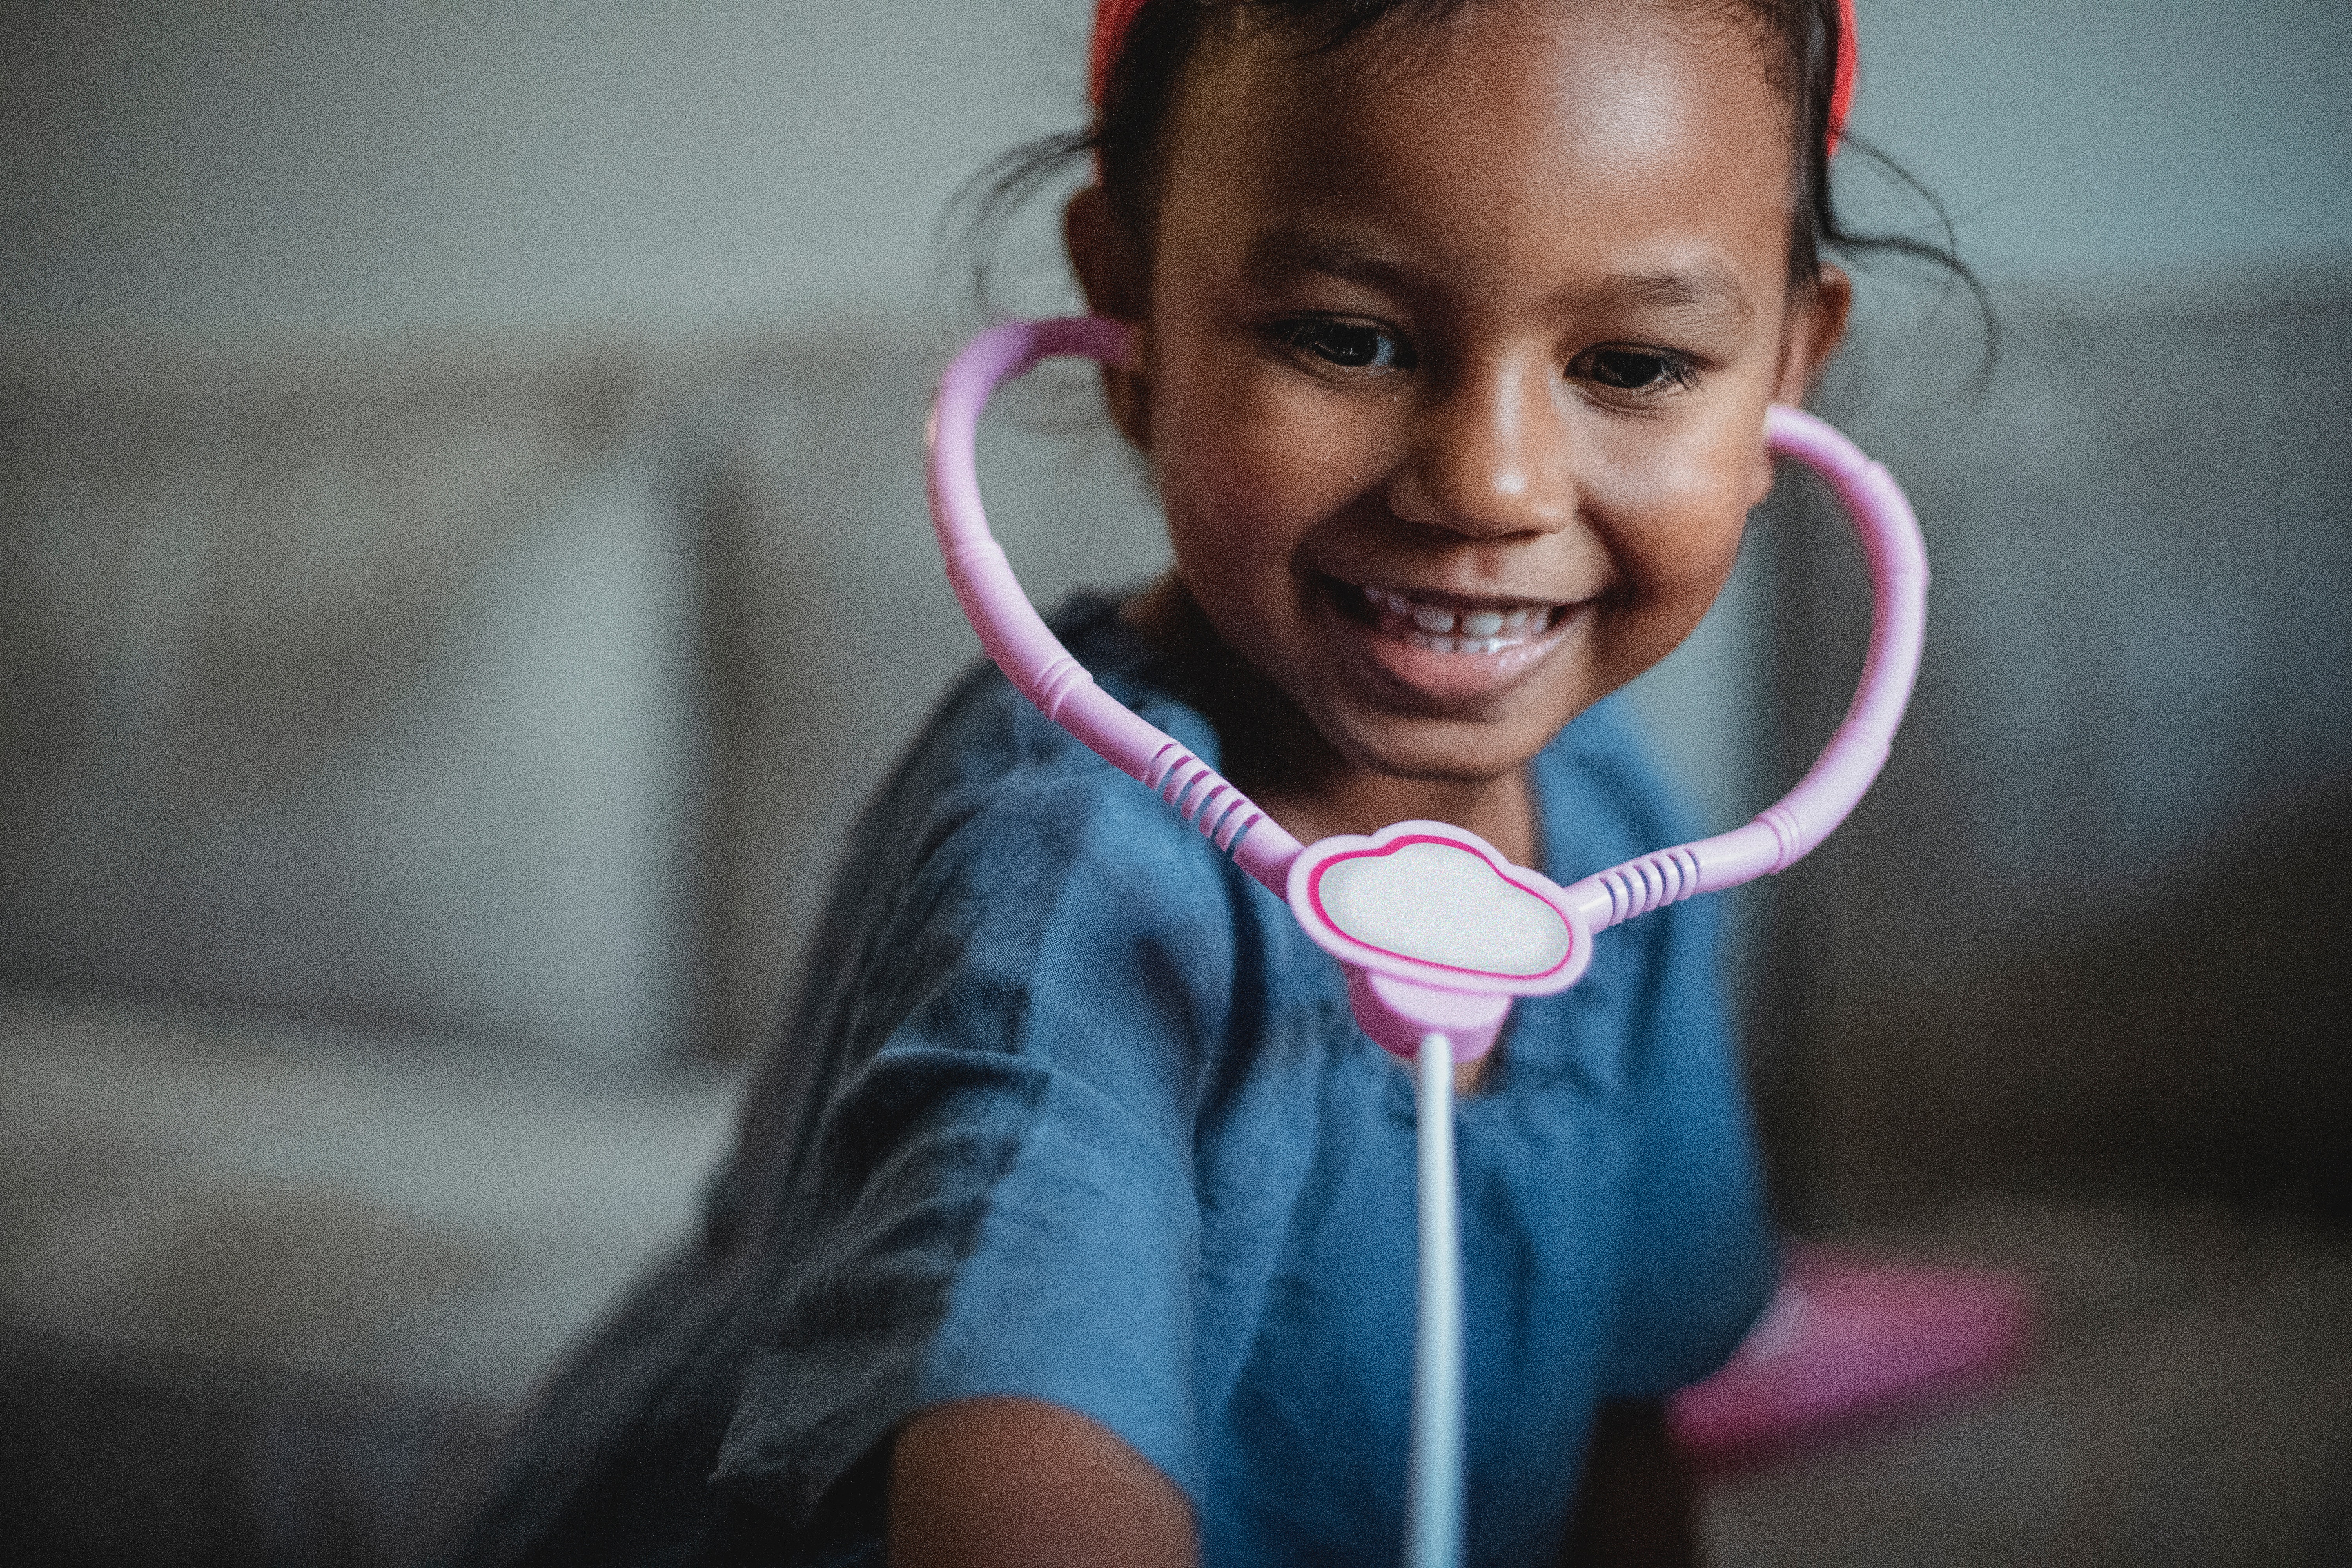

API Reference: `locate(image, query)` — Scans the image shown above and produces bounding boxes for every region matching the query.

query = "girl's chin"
[1323,719,1550,788]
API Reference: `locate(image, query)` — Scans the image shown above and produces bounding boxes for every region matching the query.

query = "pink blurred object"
[1669,1245,2037,1472]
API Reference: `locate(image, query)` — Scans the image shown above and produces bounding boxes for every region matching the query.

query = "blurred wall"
[1762,294,2352,1219]
[5,2,2351,346]
[1,0,1090,344]
[1844,0,2352,289]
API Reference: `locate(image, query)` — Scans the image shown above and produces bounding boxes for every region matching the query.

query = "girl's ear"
[1772,263,1854,408]
[1064,186,1153,451]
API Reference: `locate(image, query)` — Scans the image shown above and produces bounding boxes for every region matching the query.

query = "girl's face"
[1079,0,1847,798]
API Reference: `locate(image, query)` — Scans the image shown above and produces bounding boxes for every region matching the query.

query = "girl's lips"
[1317,576,1585,705]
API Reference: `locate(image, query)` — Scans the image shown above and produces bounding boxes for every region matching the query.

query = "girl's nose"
[1384,360,1573,540]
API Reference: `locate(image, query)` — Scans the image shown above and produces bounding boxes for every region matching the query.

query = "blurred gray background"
[8,0,2351,336]
[2,3,2348,1565]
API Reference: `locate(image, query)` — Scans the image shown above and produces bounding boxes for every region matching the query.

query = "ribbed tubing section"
[1588,844,1706,929]
[1145,742,1273,860]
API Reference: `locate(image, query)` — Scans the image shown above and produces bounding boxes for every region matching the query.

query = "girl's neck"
[1125,575,1541,869]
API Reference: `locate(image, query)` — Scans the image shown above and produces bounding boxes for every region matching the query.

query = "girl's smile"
[1071,0,1849,857]
[1331,576,1587,706]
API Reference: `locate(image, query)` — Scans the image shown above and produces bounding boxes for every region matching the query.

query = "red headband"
[1089,0,1857,153]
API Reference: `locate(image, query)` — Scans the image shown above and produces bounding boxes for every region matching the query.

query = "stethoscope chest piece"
[1287,820,1590,1062]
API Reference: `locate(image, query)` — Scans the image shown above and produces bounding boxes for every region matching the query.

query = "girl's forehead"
[1157,2,1793,275]
[1185,0,1783,165]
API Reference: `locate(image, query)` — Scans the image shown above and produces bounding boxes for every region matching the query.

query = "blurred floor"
[1705,1198,2352,1568]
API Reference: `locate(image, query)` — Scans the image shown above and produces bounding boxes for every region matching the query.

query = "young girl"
[448,1,1867,1563]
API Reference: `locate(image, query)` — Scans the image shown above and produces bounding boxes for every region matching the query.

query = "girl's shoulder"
[809,591,1283,1020]
[878,591,1240,891]
[906,591,1194,807]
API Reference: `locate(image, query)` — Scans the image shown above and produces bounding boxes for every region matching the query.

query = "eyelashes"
[1272,317,1701,398]
[1575,346,1700,394]
[1278,318,1412,371]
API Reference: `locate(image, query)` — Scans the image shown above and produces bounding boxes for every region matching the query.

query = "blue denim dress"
[443,594,1773,1568]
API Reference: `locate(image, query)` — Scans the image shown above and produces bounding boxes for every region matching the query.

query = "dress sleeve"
[707,760,1243,1532]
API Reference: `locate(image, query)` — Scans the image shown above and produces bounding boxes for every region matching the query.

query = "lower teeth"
[1403,630,1519,654]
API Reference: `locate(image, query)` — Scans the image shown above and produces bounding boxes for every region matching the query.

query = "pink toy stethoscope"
[928,314,1926,1568]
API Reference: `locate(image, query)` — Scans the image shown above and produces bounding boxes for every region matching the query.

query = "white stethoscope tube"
[1410,1032,1465,1568]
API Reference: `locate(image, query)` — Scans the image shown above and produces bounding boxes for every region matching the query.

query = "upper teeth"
[1361,586,1549,652]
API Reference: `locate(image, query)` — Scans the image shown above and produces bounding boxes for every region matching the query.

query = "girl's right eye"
[1278,318,1410,372]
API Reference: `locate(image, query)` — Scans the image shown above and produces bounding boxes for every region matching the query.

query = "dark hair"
[945,0,1985,331]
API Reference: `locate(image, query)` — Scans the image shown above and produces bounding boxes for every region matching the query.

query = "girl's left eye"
[1279,319,1409,371]
[1577,347,1697,394]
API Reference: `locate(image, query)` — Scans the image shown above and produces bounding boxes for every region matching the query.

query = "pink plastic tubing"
[924,317,1927,916]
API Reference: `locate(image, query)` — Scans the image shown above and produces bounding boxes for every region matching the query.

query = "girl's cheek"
[1581,425,1743,528]
[1169,384,1375,537]
[1583,433,1755,610]
[1164,426,1285,543]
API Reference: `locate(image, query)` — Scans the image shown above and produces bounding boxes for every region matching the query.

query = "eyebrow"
[1581,265,1755,334]
[1242,224,1756,336]
[1241,225,1428,293]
